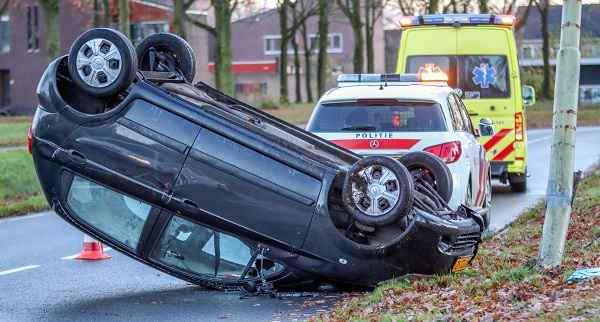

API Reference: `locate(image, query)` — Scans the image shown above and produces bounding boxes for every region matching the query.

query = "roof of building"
[515,4,600,40]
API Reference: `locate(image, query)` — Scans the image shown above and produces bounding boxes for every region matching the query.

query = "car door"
[447,93,485,207]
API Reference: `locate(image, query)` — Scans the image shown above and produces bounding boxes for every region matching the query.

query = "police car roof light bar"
[337,74,421,83]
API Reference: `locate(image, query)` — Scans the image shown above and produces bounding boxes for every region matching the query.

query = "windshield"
[307,100,447,133]
[406,55,510,99]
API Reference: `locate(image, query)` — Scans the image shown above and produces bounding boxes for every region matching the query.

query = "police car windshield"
[406,55,510,99]
[307,101,447,133]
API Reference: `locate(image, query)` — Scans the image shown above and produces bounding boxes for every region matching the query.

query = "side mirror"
[522,86,536,106]
[478,118,495,137]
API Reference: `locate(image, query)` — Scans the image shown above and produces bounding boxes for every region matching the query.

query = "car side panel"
[169,128,322,249]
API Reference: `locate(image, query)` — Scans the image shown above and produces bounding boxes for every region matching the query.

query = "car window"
[67,176,151,250]
[406,55,510,99]
[446,94,467,132]
[151,215,284,281]
[454,94,475,135]
[307,100,447,133]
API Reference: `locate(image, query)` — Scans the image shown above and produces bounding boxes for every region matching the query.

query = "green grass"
[263,102,316,125]
[0,119,31,147]
[0,150,49,218]
[526,100,600,128]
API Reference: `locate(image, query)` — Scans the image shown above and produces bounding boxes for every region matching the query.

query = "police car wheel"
[68,28,137,98]
[342,156,414,227]
[398,151,453,203]
[136,33,196,83]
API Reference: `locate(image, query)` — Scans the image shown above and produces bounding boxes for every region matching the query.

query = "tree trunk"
[118,0,130,39]
[39,0,60,63]
[479,0,488,14]
[337,0,364,73]
[365,1,373,73]
[292,35,302,103]
[103,0,110,27]
[301,23,313,103]
[278,1,290,105]
[540,0,553,99]
[317,0,333,97]
[213,1,234,96]
[173,0,187,40]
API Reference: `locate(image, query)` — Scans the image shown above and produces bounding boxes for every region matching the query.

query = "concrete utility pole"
[538,0,582,267]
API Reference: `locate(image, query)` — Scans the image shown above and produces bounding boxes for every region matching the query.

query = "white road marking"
[0,265,40,276]
[0,213,46,223]
[61,247,112,260]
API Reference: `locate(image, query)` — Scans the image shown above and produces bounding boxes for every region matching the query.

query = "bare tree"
[537,0,553,99]
[337,0,364,73]
[39,0,60,62]
[317,0,334,97]
[93,0,110,28]
[0,0,9,16]
[299,20,314,102]
[365,0,386,73]
[118,0,130,38]
[183,0,239,96]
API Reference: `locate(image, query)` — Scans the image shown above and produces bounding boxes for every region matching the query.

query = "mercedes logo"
[369,140,379,149]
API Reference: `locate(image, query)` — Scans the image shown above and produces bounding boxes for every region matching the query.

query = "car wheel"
[68,28,137,98]
[136,33,196,83]
[398,151,453,203]
[509,172,527,192]
[342,156,414,227]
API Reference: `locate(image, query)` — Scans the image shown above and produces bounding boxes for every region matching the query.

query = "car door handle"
[181,198,200,212]
[67,150,86,164]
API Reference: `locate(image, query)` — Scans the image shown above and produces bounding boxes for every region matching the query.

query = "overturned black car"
[30,29,483,294]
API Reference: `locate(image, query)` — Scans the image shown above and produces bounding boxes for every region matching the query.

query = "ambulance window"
[406,55,510,99]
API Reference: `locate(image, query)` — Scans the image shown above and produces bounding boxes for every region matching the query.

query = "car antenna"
[380,74,388,90]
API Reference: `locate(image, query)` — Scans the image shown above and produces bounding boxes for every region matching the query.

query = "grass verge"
[315,164,600,321]
[526,100,600,129]
[0,117,32,147]
[0,150,49,218]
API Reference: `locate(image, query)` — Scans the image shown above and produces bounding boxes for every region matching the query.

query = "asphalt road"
[1,126,599,321]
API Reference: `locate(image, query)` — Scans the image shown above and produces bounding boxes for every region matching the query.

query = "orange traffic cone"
[74,235,111,260]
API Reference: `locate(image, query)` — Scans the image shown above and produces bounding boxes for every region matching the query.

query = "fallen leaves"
[313,168,600,321]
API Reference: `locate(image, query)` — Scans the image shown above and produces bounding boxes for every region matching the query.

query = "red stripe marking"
[492,144,515,161]
[330,139,420,150]
[483,129,512,151]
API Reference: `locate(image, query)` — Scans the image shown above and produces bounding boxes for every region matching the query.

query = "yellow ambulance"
[396,14,535,192]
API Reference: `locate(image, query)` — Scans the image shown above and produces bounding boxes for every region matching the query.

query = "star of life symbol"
[472,63,497,88]
[418,64,444,75]
[370,140,380,149]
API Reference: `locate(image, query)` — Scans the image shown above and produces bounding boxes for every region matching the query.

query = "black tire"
[68,28,137,98]
[136,33,196,83]
[509,172,527,192]
[342,156,414,227]
[398,151,453,203]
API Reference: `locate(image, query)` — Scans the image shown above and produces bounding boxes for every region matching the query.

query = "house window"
[263,35,294,55]
[522,45,534,59]
[309,33,343,53]
[27,5,39,52]
[0,13,9,53]
[130,21,169,46]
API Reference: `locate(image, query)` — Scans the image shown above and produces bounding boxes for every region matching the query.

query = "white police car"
[307,73,494,227]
